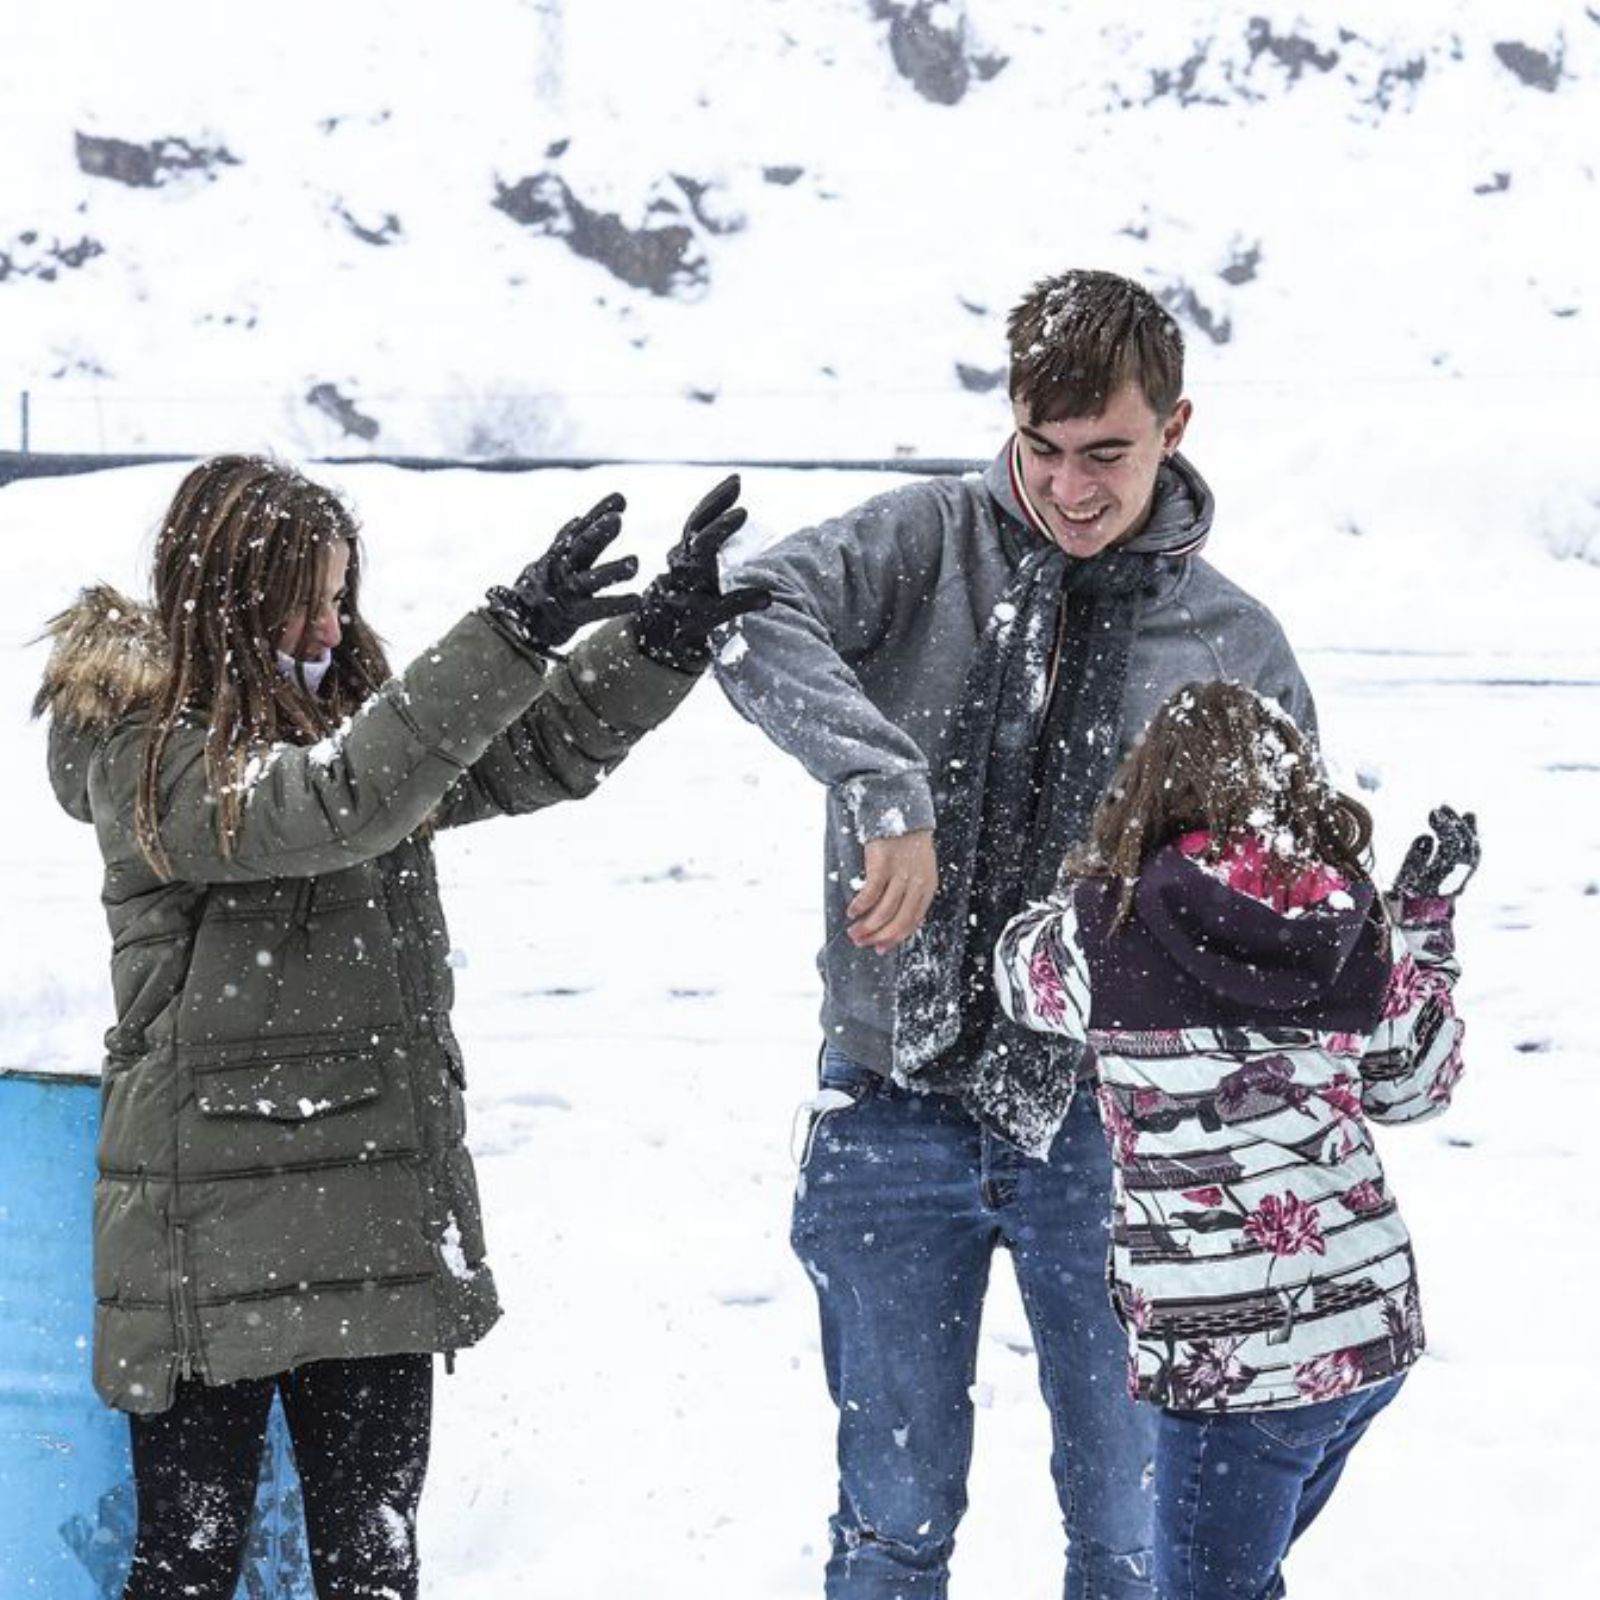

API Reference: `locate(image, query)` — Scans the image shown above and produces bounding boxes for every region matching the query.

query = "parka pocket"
[182,1036,420,1176]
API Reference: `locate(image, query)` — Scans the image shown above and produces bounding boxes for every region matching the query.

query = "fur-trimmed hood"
[36,584,167,822]
[35,584,167,728]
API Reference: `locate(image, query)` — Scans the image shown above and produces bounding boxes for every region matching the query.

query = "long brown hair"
[1071,680,1373,925]
[136,455,392,876]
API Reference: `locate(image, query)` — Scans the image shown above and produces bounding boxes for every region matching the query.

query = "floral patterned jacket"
[994,832,1464,1412]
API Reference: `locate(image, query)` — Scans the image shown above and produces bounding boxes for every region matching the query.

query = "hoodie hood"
[35,585,167,822]
[1074,839,1391,1033]
[1134,842,1389,1019]
[983,439,1214,561]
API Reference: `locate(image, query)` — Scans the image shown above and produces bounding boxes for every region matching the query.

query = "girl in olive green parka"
[35,455,765,1600]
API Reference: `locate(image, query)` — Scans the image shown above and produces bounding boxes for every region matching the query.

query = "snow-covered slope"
[3,0,1597,512]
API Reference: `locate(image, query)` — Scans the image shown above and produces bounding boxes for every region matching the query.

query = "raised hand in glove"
[634,474,772,672]
[1391,805,1481,899]
[484,492,641,654]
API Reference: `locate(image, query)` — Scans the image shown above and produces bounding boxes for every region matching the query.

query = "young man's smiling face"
[1012,381,1192,557]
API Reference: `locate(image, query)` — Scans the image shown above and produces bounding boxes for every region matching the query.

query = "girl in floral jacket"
[993,679,1475,1600]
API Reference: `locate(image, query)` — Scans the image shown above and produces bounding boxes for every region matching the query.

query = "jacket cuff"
[835,771,936,843]
[564,615,701,732]
[475,603,561,668]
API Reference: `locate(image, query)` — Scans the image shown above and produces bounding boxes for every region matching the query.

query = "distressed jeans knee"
[1068,1536,1154,1600]
[828,1510,955,1600]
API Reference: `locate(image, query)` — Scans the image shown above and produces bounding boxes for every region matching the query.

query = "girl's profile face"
[275,540,352,661]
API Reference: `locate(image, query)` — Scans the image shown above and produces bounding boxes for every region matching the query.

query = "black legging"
[122,1352,433,1600]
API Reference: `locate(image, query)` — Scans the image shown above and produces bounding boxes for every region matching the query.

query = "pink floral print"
[1026,940,1069,1027]
[1338,1179,1387,1215]
[1294,1348,1365,1402]
[1243,1192,1326,1257]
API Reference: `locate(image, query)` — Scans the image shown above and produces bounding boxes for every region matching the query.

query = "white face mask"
[276,649,333,694]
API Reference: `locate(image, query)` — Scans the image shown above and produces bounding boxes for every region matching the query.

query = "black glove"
[1391,805,1480,898]
[484,492,641,654]
[634,474,772,672]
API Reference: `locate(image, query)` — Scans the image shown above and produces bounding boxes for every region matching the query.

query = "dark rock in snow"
[1473,172,1512,195]
[1368,55,1427,112]
[1219,243,1262,286]
[305,383,380,441]
[955,362,1006,393]
[669,174,745,236]
[1245,18,1340,83]
[878,1,968,105]
[762,164,805,186]
[1157,281,1233,345]
[871,1,1005,107]
[1493,40,1563,91]
[493,172,709,298]
[0,233,104,284]
[337,206,403,246]
[53,238,103,269]
[1146,43,1226,108]
[75,132,239,188]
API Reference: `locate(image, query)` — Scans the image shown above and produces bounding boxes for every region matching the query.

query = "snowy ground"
[3,454,1598,1597]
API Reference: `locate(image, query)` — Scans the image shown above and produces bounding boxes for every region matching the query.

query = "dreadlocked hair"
[135,455,392,877]
[1068,679,1374,927]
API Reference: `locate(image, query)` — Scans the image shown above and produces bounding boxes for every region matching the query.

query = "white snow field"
[2,451,1596,1598]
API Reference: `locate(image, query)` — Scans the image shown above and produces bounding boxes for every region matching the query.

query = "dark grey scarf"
[894,451,1203,1155]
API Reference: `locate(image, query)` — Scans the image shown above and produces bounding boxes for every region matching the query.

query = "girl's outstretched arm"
[431,615,700,829]
[1359,897,1465,1124]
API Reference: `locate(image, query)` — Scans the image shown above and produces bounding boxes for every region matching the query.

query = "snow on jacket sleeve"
[993,893,1092,1042]
[100,612,549,883]
[432,616,699,828]
[712,485,947,842]
[1359,897,1465,1124]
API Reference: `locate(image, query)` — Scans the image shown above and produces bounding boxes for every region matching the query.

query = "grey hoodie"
[714,444,1316,1076]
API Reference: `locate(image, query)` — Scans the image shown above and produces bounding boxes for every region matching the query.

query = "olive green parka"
[39,587,698,1413]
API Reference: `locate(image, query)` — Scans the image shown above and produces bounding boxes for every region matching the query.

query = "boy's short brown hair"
[1007,270,1185,423]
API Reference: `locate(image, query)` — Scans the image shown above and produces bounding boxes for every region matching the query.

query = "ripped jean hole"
[839,1523,941,1566]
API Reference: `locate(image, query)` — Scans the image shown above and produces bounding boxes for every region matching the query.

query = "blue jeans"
[792,1046,1155,1599]
[1152,1376,1405,1600]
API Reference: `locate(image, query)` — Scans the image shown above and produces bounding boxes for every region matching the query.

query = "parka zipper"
[169,1222,200,1382]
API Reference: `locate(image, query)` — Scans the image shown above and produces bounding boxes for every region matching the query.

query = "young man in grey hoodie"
[714,269,1315,1600]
